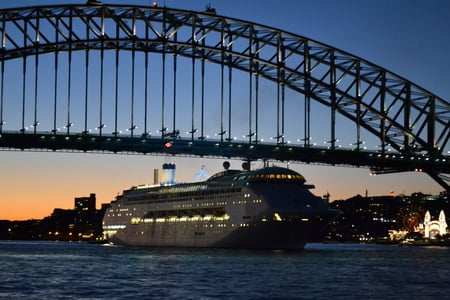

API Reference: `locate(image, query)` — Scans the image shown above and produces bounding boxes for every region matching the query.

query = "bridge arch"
[0,4,449,190]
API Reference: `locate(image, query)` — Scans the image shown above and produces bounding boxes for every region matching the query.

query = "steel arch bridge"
[0,4,449,191]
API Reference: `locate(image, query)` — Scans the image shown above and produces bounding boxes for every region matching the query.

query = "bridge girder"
[0,4,449,190]
[1,4,448,156]
[1,132,448,175]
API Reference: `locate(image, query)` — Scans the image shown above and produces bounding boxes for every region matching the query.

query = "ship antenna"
[192,165,209,182]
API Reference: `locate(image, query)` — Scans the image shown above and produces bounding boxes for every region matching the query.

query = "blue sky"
[0,0,449,219]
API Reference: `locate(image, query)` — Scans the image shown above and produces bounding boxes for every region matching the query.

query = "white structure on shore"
[423,210,448,238]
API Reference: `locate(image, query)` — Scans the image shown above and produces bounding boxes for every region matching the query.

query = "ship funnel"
[161,163,176,185]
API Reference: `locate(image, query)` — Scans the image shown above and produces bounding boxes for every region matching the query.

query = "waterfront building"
[423,210,448,238]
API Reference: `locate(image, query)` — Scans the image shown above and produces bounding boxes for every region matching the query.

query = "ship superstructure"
[102,162,339,249]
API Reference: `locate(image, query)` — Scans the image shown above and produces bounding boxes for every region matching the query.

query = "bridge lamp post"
[215,130,227,142]
[82,129,91,135]
[31,121,40,134]
[64,123,73,135]
[350,140,366,150]
[96,123,105,136]
[187,128,198,140]
[159,127,168,137]
[0,120,4,133]
[141,132,151,138]
[298,137,314,147]
[298,137,307,146]
[243,132,256,144]
[271,134,285,146]
[324,139,339,149]
[127,125,137,137]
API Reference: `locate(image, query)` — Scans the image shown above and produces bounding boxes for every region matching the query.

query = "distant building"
[423,210,448,238]
[75,193,96,212]
[74,193,97,230]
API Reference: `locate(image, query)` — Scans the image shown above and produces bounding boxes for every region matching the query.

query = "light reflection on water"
[0,241,449,299]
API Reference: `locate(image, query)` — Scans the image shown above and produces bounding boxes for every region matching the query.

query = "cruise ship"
[102,162,339,249]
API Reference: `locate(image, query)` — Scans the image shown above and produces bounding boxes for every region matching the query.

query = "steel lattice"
[0,4,448,190]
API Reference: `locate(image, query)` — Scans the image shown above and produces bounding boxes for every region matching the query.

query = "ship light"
[274,213,282,221]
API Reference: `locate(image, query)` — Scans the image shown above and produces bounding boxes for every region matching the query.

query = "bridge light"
[164,141,173,148]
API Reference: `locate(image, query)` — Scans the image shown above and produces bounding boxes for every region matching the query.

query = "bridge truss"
[0,4,448,191]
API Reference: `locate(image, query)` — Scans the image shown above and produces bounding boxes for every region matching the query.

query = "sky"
[1,0,450,220]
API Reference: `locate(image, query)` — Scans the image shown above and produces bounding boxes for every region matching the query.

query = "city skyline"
[1,0,449,220]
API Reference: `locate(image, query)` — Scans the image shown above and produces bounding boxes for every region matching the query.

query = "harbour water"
[0,241,448,299]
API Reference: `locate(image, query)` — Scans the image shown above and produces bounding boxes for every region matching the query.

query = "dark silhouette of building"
[0,193,107,241]
[74,193,97,233]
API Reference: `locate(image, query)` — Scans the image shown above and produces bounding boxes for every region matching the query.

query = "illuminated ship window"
[239,173,307,183]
